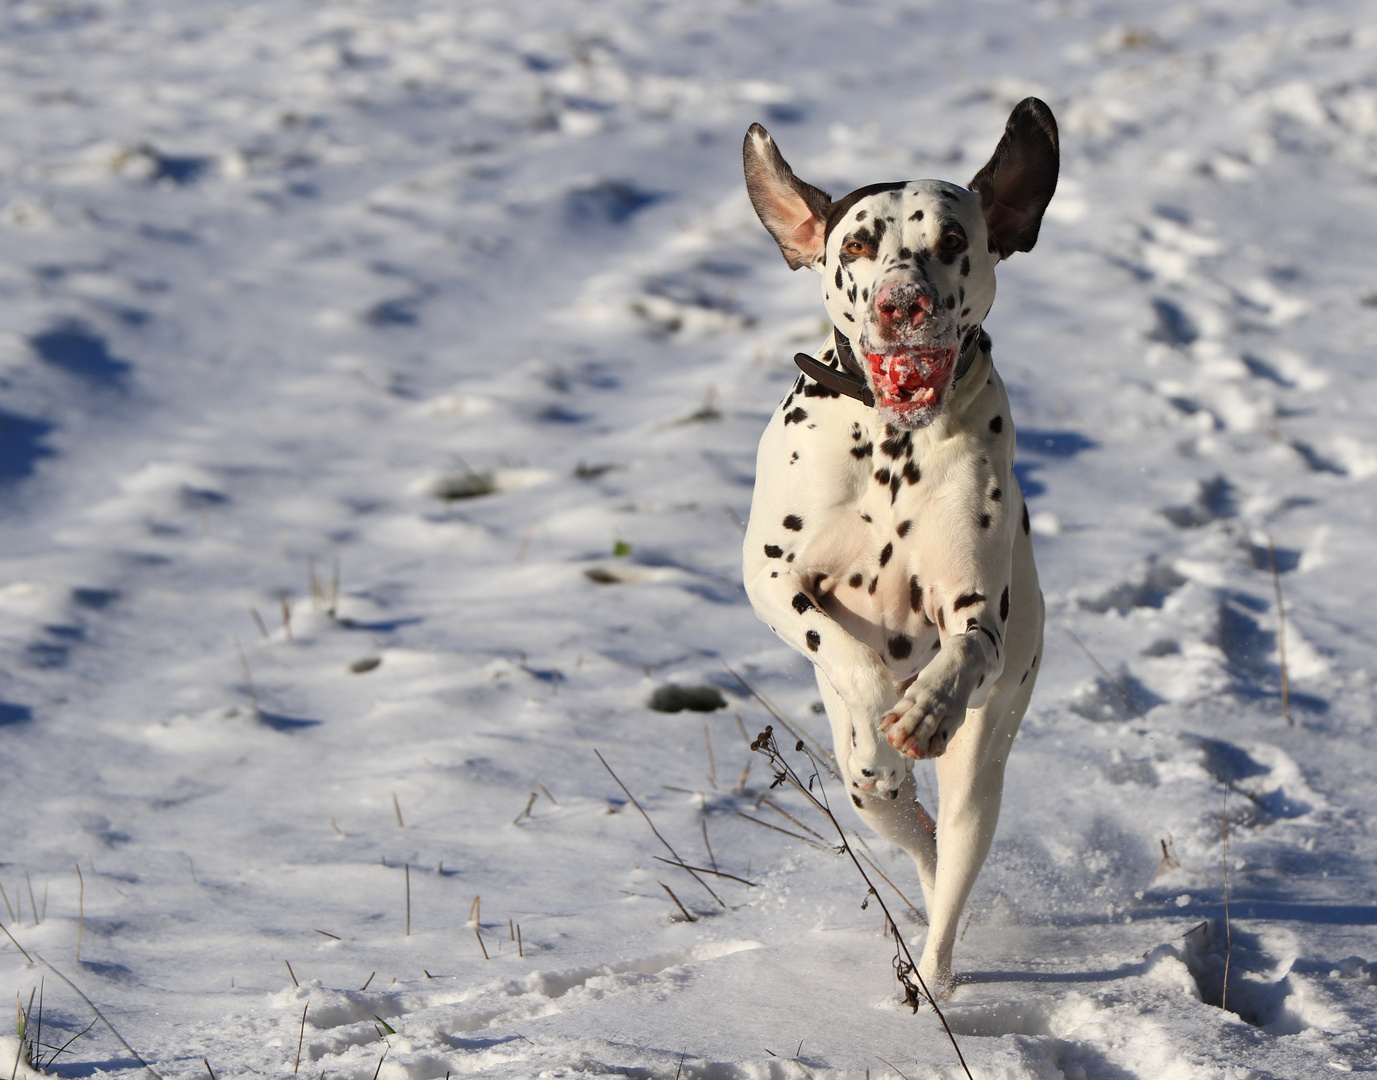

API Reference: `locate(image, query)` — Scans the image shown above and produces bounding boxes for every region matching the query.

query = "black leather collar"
[792,326,987,408]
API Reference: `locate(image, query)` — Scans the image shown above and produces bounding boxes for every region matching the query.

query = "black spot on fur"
[849,572,864,588]
[909,576,923,612]
[953,592,985,611]
[1020,666,1030,685]
[852,793,864,808]
[977,624,1000,652]
[937,608,945,631]
[764,544,783,558]
[1022,502,1030,534]
[989,415,1003,434]
[880,431,911,458]
[784,406,808,425]
[960,254,970,276]
[851,442,874,459]
[786,553,795,562]
[806,629,821,652]
[1000,585,1010,622]
[879,542,893,567]
[888,635,912,659]
[860,513,872,522]
[794,375,806,393]
[835,265,843,289]
[909,209,924,221]
[990,487,1002,502]
[874,468,891,484]
[896,520,912,538]
[868,576,878,595]
[792,592,815,614]
[843,312,855,322]
[783,515,804,531]
[856,210,867,221]
[945,295,956,309]
[803,380,840,398]
[979,512,992,529]
[890,474,902,502]
[902,460,921,485]
[790,451,799,463]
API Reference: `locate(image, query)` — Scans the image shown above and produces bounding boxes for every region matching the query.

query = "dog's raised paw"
[848,743,907,799]
[883,685,961,759]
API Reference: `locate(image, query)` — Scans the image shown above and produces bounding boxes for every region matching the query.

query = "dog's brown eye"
[843,239,874,258]
[939,232,967,253]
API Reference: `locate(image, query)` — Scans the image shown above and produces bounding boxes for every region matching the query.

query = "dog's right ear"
[743,124,832,271]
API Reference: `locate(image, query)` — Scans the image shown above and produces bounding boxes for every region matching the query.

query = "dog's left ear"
[969,98,1059,259]
[743,124,833,271]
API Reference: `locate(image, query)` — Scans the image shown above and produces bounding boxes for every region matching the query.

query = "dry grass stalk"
[658,882,696,923]
[279,591,293,640]
[1066,629,1147,722]
[513,790,538,825]
[249,607,270,641]
[404,864,411,937]
[468,896,481,926]
[234,639,260,715]
[874,1054,913,1080]
[23,873,36,927]
[33,952,162,1080]
[750,728,973,1080]
[650,856,756,887]
[0,882,12,922]
[734,809,827,850]
[293,999,308,1074]
[516,924,523,958]
[1266,536,1291,725]
[370,1051,387,1080]
[474,930,489,960]
[391,793,404,828]
[285,960,298,987]
[203,1059,215,1080]
[359,972,375,992]
[1221,784,1232,1013]
[1,921,32,963]
[760,796,828,842]
[723,665,839,778]
[595,750,726,908]
[74,864,84,963]
[1155,835,1180,878]
[700,817,717,873]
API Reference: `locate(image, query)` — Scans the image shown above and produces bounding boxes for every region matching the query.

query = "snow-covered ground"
[1,1,1376,1076]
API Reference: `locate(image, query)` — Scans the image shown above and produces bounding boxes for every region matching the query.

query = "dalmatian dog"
[741,99,1058,995]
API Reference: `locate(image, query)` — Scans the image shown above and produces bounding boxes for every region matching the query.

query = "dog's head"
[744,98,1058,429]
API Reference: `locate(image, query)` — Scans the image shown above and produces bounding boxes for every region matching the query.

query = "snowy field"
[1,0,1376,1076]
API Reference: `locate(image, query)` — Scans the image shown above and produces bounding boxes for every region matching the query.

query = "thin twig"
[204,1059,216,1080]
[391,792,404,828]
[658,882,696,922]
[1066,629,1147,722]
[0,881,12,922]
[595,750,725,908]
[704,724,717,789]
[359,972,375,992]
[285,960,298,987]
[516,924,523,958]
[750,728,972,1080]
[404,864,411,937]
[33,952,163,1080]
[1221,783,1232,1014]
[474,930,489,960]
[855,849,926,925]
[314,929,341,941]
[1267,536,1292,725]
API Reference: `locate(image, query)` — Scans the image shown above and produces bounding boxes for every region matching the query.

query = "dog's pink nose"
[875,282,932,330]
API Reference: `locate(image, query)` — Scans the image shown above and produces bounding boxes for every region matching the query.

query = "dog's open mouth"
[864,346,957,416]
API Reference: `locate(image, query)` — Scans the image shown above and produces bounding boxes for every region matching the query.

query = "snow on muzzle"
[864,345,958,413]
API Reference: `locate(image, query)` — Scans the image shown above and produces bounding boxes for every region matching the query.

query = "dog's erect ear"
[743,124,833,271]
[969,98,1059,259]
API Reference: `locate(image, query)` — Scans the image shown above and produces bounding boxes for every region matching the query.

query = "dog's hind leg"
[816,670,938,906]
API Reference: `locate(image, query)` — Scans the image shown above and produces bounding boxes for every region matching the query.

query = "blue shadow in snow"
[0,703,33,726]
[0,410,55,484]
[1016,428,1098,458]
[29,320,132,389]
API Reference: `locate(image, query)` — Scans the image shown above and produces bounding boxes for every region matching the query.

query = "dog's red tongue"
[865,347,955,409]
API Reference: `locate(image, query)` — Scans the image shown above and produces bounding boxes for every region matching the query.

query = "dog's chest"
[753,371,1013,676]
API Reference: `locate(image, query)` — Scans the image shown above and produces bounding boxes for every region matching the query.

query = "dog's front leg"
[881,628,1000,759]
[744,566,908,797]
